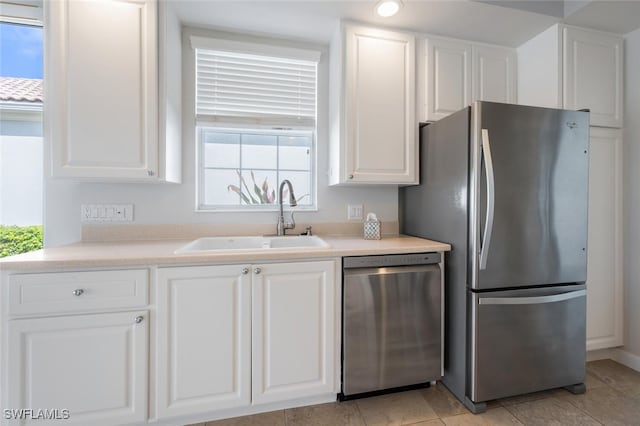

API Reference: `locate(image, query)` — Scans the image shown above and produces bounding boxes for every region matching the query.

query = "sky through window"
[0,22,43,78]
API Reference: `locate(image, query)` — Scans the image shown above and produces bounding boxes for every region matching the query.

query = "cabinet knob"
[348,174,354,180]
[254,267,262,275]
[147,169,154,176]
[72,289,84,296]
[135,316,144,324]
[241,267,249,275]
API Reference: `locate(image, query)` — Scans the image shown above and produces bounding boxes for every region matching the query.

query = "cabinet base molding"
[611,349,640,373]
[587,348,640,373]
[151,393,337,426]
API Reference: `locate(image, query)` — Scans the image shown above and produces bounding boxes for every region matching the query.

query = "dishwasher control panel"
[343,252,441,269]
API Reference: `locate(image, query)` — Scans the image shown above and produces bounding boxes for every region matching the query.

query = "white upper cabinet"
[472,45,517,104]
[517,24,623,128]
[46,0,181,182]
[563,27,623,128]
[425,38,472,121]
[424,37,516,121]
[330,24,417,185]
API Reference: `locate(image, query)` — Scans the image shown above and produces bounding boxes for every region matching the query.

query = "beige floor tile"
[285,401,365,426]
[205,410,285,426]
[504,396,601,425]
[557,385,640,426]
[585,371,608,390]
[587,359,640,399]
[406,419,445,426]
[356,390,438,426]
[496,389,557,407]
[420,383,469,418]
[484,399,503,409]
[441,407,523,425]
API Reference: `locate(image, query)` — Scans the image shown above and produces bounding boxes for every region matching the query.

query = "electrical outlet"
[81,204,134,222]
[347,204,363,220]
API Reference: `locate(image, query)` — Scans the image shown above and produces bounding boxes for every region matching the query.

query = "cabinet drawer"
[8,269,149,316]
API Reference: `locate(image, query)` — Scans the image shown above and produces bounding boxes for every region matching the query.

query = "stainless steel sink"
[174,235,329,254]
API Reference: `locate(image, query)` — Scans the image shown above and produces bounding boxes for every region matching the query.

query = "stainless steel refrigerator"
[400,101,589,413]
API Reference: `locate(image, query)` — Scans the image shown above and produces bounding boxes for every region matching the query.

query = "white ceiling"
[563,1,640,34]
[172,0,640,47]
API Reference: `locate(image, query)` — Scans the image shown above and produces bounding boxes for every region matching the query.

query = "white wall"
[623,27,640,357]
[0,135,43,226]
[43,26,398,247]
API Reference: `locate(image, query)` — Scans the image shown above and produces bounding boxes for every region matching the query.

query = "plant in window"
[227,170,309,205]
[227,170,276,204]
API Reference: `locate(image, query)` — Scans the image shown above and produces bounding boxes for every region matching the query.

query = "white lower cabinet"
[7,311,148,426]
[252,262,336,404]
[155,265,251,418]
[156,260,337,421]
[586,127,623,350]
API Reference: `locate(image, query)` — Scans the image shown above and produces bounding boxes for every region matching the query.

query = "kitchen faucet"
[276,179,297,236]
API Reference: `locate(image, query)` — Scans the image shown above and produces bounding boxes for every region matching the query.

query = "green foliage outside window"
[0,225,43,258]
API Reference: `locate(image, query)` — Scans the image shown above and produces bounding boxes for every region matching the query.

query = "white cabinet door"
[472,45,517,104]
[563,27,623,128]
[7,311,148,426]
[47,0,159,180]
[425,38,472,121]
[340,25,416,184]
[156,265,251,418]
[586,128,623,350]
[252,261,336,404]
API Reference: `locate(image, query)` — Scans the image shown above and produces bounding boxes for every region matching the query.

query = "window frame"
[191,35,321,212]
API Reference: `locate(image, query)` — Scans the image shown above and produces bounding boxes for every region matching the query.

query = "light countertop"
[0,235,451,271]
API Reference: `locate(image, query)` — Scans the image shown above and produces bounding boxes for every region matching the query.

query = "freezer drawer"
[470,284,586,402]
[342,264,441,396]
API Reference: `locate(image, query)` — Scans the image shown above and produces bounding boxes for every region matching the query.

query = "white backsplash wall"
[43,30,399,247]
[623,27,640,360]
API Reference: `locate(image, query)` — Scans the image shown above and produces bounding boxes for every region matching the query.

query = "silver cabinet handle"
[72,289,84,296]
[241,267,249,275]
[348,174,354,180]
[479,128,495,270]
[254,267,262,275]
[147,170,154,176]
[135,316,144,324]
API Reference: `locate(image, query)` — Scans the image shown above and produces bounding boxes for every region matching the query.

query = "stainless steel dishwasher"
[341,253,442,399]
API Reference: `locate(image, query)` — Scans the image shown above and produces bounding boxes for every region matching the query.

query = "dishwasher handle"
[343,264,441,279]
[343,252,441,269]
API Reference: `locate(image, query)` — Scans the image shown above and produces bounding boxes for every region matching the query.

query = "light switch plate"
[347,204,363,220]
[81,204,134,222]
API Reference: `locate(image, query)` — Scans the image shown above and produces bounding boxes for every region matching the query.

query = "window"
[0,14,44,257]
[192,36,320,210]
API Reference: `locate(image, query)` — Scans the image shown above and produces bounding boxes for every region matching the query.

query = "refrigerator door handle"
[479,128,495,270]
[478,289,586,305]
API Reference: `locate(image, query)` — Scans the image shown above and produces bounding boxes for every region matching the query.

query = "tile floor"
[189,360,640,426]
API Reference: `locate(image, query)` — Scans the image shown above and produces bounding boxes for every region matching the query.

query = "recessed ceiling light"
[375,0,403,17]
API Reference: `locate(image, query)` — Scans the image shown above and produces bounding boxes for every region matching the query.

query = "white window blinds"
[193,38,319,128]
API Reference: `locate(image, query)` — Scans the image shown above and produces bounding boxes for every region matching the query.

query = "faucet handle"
[301,226,313,236]
[285,211,296,231]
